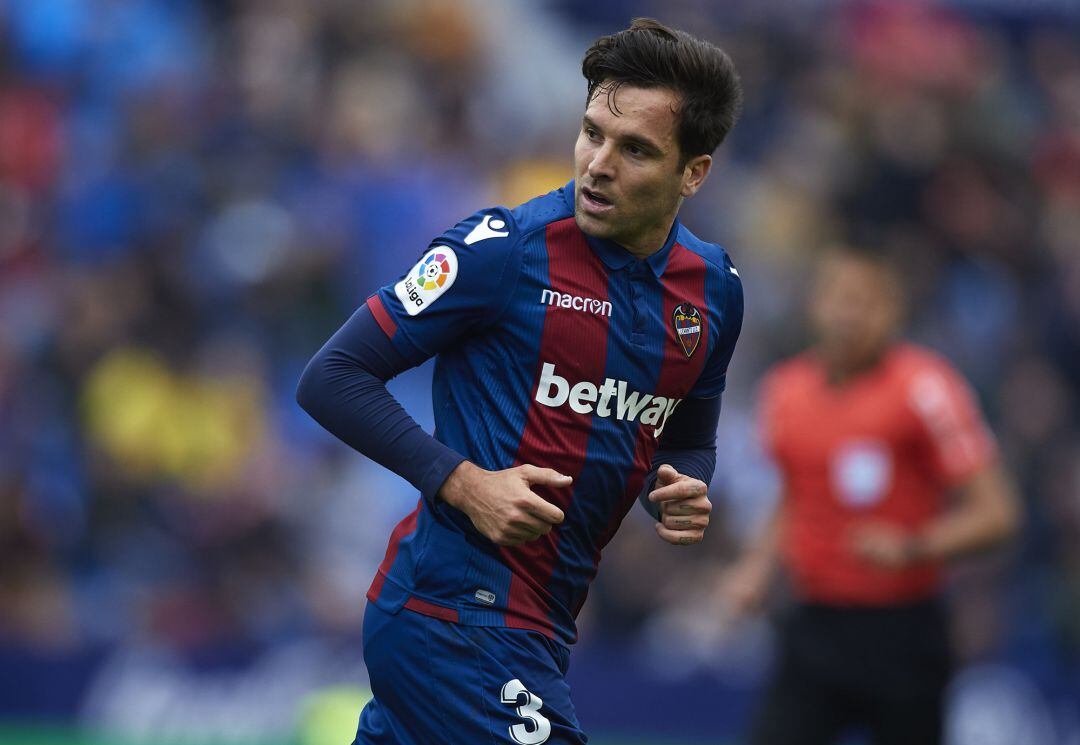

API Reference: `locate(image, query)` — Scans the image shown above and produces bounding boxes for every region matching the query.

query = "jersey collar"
[562,181,679,278]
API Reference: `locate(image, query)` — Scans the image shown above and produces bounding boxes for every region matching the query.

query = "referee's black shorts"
[749,598,951,745]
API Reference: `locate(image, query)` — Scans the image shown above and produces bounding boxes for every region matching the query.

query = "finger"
[509,514,555,535]
[655,522,704,546]
[519,465,573,488]
[493,531,526,546]
[662,513,709,531]
[655,463,680,487]
[660,499,711,518]
[497,527,546,546]
[656,497,712,520]
[849,533,883,556]
[649,479,708,504]
[522,494,565,525]
[729,585,765,616]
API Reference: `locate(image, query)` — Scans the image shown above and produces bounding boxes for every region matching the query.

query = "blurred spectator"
[0,0,1078,741]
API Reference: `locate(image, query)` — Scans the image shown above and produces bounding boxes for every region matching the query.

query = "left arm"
[853,461,1021,568]
[853,359,1021,569]
[638,395,722,546]
[642,254,743,546]
[909,462,1020,561]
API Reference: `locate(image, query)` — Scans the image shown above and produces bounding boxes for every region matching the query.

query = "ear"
[680,154,712,198]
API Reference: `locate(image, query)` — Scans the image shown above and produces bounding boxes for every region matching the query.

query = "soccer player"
[296,19,744,745]
[722,247,1020,745]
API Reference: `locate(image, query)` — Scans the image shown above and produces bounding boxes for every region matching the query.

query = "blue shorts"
[353,601,588,744]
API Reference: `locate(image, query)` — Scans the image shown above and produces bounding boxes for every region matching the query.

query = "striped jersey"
[364,181,743,644]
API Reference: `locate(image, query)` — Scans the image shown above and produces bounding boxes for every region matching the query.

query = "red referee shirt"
[761,343,997,606]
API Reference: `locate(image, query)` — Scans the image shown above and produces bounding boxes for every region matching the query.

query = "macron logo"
[464,214,510,245]
[540,289,613,317]
[534,362,680,438]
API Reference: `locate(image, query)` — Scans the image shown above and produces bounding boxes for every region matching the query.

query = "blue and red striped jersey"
[365,181,743,644]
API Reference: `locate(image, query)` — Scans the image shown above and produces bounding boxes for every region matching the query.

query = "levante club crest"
[672,303,702,358]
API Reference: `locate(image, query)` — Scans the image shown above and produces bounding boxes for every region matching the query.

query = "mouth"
[580,186,614,213]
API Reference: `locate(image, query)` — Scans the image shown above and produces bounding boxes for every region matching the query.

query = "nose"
[587,142,616,181]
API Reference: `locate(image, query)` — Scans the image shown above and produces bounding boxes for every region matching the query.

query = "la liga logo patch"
[395,246,459,316]
[416,252,452,290]
[672,303,702,358]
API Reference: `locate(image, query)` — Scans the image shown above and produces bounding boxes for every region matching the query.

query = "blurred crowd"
[0,0,1078,722]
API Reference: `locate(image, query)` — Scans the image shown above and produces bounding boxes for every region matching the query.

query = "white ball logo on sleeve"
[394,246,459,316]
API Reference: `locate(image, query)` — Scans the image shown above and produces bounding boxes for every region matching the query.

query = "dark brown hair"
[581,18,743,161]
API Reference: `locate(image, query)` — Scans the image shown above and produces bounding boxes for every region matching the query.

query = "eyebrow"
[582,115,666,156]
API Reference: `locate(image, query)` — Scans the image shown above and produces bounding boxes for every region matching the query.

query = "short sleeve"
[906,359,997,486]
[689,256,744,398]
[366,207,523,364]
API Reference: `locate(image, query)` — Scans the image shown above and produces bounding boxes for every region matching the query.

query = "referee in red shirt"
[724,246,1020,745]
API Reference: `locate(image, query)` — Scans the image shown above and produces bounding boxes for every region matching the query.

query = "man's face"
[573,83,707,256]
[810,255,903,371]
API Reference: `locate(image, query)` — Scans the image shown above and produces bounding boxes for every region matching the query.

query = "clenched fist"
[648,464,712,546]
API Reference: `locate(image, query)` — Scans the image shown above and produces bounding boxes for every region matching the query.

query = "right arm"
[296,301,570,546]
[722,490,784,615]
[295,300,466,505]
[296,208,570,546]
[721,366,785,616]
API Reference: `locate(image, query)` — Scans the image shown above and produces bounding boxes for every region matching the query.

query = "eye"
[625,144,643,157]
[584,127,601,142]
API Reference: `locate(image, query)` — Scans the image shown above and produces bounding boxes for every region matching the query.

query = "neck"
[818,346,888,385]
[619,215,678,260]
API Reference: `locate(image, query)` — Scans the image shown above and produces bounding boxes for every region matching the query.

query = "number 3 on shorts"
[500,678,551,744]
